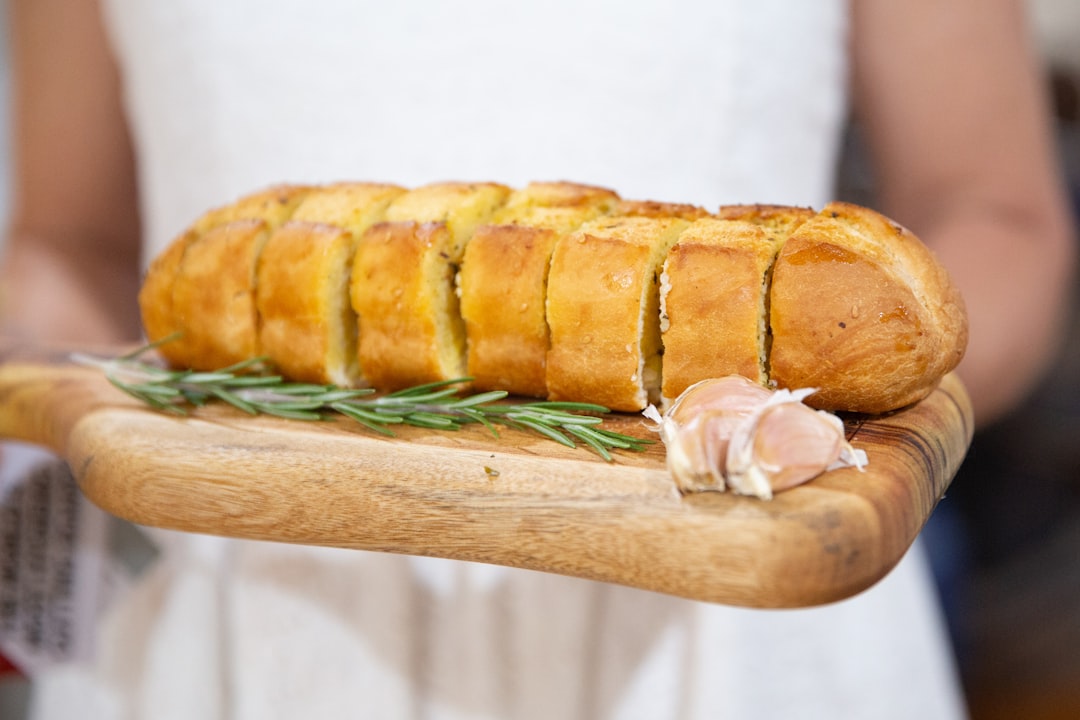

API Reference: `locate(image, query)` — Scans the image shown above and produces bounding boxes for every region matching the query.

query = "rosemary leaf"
[402,412,460,429]
[210,387,259,415]
[331,405,398,436]
[259,407,326,422]
[124,383,184,398]
[567,425,639,450]
[76,346,650,460]
[330,403,405,426]
[504,416,577,448]
[458,407,500,437]
[443,391,509,408]
[564,426,614,461]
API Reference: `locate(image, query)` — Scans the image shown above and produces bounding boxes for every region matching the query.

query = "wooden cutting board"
[0,341,973,608]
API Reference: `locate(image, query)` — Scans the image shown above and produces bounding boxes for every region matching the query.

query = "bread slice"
[459,182,619,396]
[193,184,312,233]
[289,182,406,234]
[381,181,512,259]
[659,218,786,406]
[616,199,710,221]
[352,182,511,389]
[140,184,312,367]
[768,202,968,413]
[546,216,689,411]
[170,219,271,369]
[716,203,815,235]
[489,181,620,228]
[255,183,405,386]
[255,223,361,386]
[138,228,195,358]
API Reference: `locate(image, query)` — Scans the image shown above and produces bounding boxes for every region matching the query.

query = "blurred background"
[0,1,1078,719]
[838,1,1080,717]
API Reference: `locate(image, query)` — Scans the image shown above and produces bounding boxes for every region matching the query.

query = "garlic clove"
[667,375,773,423]
[646,375,774,492]
[646,375,868,500]
[727,401,842,499]
[662,410,726,491]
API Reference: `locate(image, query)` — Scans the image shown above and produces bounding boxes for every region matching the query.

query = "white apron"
[30,1,966,717]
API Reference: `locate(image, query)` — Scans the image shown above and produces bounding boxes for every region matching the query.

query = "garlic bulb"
[644,376,868,499]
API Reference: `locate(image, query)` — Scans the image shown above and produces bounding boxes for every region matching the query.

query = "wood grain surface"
[0,341,973,608]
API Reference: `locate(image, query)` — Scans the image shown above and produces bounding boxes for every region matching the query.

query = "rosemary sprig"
[73,344,652,461]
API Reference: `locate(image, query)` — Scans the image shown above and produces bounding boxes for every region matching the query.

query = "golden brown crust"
[138,229,194,364]
[170,220,270,370]
[383,182,511,260]
[351,222,465,390]
[144,184,313,368]
[616,199,711,221]
[716,204,815,235]
[290,182,405,235]
[769,202,968,413]
[249,183,405,386]
[493,181,620,218]
[256,222,360,386]
[459,225,558,397]
[546,216,689,411]
[460,182,620,396]
[140,182,968,416]
[349,183,513,390]
[660,218,784,404]
[193,184,312,233]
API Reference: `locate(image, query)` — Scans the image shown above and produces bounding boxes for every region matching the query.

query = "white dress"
[31,1,967,717]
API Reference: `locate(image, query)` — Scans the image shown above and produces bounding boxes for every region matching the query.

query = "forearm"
[1,230,142,345]
[2,0,142,346]
[919,203,1076,427]
[851,0,1077,427]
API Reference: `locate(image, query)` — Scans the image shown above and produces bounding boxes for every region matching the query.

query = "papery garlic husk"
[643,375,773,492]
[644,375,868,499]
[725,391,868,499]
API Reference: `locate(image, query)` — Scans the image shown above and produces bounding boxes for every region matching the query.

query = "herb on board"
[73,341,652,461]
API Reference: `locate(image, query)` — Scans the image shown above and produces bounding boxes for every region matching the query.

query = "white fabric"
[31,0,967,717]
[103,0,848,264]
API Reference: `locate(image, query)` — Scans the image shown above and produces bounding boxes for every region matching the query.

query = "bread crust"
[660,218,783,404]
[616,199,710,221]
[143,184,314,366]
[352,221,465,389]
[716,203,815,234]
[138,229,194,365]
[459,225,558,397]
[350,183,512,389]
[193,184,312,233]
[140,183,969,416]
[383,181,511,260]
[290,182,405,234]
[170,219,270,370]
[546,216,689,411]
[769,202,967,412]
[250,183,405,385]
[256,221,360,386]
[460,182,620,396]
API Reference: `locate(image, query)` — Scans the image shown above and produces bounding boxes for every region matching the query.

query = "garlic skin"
[645,376,773,491]
[644,376,867,499]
